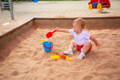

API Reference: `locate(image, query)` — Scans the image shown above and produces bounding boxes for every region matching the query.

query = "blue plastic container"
[92,2,98,8]
[42,41,53,52]
[32,0,39,3]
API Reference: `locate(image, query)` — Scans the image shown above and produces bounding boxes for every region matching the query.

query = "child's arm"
[90,36,101,47]
[54,27,69,33]
[56,29,69,33]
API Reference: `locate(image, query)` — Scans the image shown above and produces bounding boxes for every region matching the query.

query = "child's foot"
[63,50,73,55]
[78,52,86,60]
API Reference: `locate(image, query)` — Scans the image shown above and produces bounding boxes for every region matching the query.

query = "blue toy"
[42,41,53,52]
[32,0,39,3]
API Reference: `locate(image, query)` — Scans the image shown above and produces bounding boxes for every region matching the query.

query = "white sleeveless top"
[68,29,91,45]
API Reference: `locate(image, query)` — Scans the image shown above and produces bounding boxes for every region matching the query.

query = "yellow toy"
[97,3,102,9]
[40,40,46,43]
[88,0,111,9]
[88,4,93,9]
[50,54,61,60]
[50,53,72,61]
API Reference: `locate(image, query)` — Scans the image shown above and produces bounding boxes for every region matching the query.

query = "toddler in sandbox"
[54,18,100,60]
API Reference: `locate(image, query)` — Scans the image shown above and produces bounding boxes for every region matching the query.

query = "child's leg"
[64,40,75,55]
[82,42,92,54]
[78,42,92,59]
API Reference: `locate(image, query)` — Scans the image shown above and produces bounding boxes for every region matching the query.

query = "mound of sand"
[0,27,120,80]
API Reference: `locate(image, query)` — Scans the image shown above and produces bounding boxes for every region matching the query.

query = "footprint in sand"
[0,73,4,80]
[82,75,93,80]
[0,73,8,80]
[96,62,118,70]
[0,73,4,76]
[92,71,120,80]
[11,71,19,76]
[114,52,120,56]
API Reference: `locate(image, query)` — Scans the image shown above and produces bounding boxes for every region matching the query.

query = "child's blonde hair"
[73,18,85,29]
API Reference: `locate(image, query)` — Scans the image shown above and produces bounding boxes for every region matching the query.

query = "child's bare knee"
[84,42,91,47]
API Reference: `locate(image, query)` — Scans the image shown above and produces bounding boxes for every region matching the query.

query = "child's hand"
[90,36,101,49]
[96,42,101,49]
[54,27,58,30]
[52,27,58,32]
[52,27,68,33]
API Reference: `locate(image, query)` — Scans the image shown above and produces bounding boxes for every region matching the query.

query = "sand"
[0,27,120,80]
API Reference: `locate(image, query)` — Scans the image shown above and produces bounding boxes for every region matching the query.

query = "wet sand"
[0,27,120,80]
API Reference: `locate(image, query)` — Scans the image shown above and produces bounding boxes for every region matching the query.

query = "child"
[54,18,100,60]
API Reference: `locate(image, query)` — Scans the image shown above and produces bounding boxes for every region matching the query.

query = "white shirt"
[68,29,91,45]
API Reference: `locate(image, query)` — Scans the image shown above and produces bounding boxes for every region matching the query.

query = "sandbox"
[0,17,120,80]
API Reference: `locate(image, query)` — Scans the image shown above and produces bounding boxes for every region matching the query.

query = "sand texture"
[0,27,120,80]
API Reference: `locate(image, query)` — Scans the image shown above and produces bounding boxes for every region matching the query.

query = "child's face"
[73,21,82,33]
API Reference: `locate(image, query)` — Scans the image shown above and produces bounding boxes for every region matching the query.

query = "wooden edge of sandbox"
[0,16,120,51]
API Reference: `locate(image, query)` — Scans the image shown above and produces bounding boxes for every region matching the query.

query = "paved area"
[0,1,120,36]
